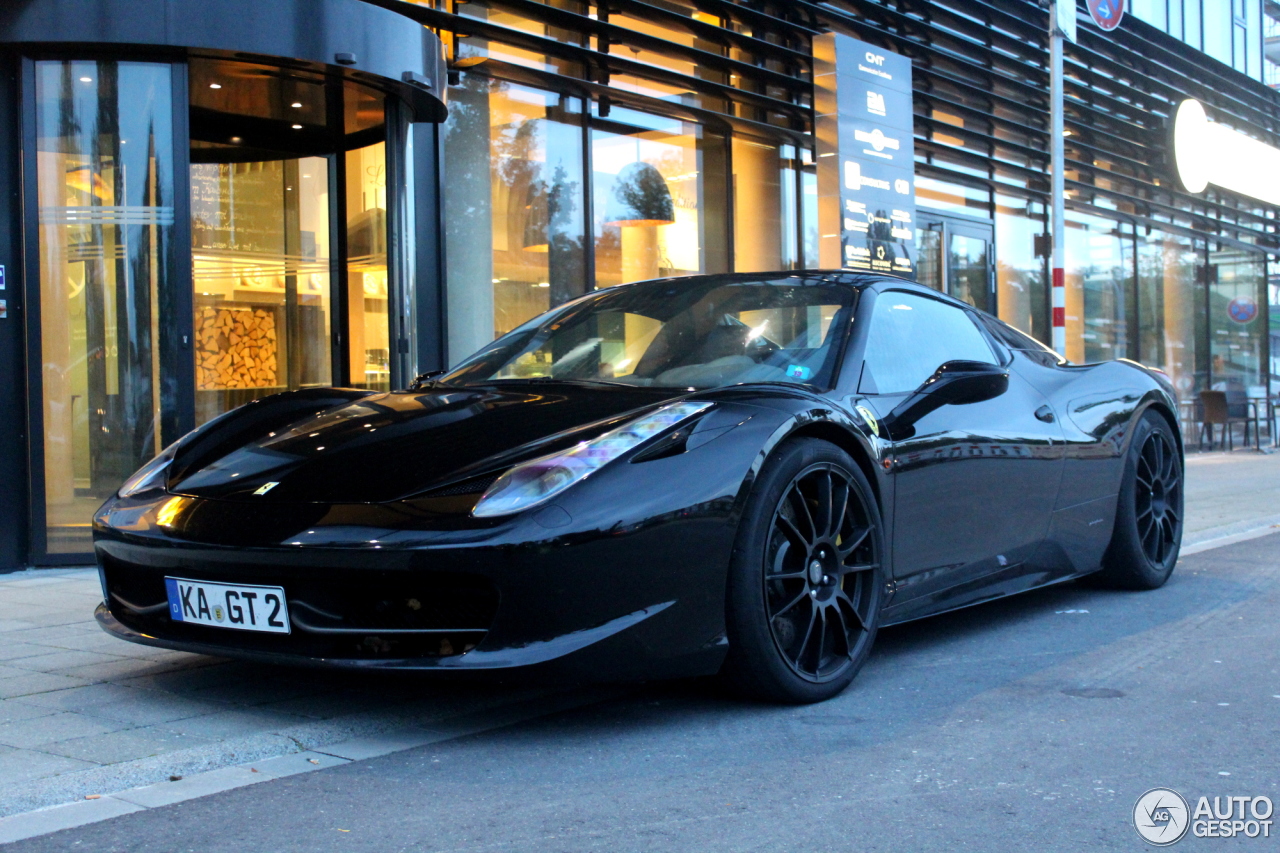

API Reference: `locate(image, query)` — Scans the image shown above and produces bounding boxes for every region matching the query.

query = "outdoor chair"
[1198,389,1259,451]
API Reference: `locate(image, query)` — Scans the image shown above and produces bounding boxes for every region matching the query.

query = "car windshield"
[441,275,856,390]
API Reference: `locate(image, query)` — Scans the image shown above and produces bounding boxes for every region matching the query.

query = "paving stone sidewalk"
[0,570,557,818]
[0,448,1275,820]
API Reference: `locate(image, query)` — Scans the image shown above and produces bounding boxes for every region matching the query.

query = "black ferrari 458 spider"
[94,272,1184,703]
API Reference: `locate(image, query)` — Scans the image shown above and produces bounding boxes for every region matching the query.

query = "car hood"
[170,383,682,503]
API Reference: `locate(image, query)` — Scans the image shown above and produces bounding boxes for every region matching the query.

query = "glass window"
[189,58,390,417]
[444,276,853,390]
[1064,212,1132,364]
[1203,1,1232,63]
[916,174,990,218]
[346,141,390,391]
[1247,0,1264,81]
[191,157,332,423]
[949,232,989,313]
[778,144,801,270]
[860,292,996,395]
[36,60,174,553]
[995,193,1048,343]
[1184,0,1202,48]
[732,136,791,272]
[442,78,586,364]
[801,149,818,268]
[1209,247,1267,396]
[446,0,586,77]
[1169,0,1183,38]
[593,105,727,289]
[1137,229,1201,398]
[1132,0,1169,28]
[1271,259,1280,390]
[916,225,943,293]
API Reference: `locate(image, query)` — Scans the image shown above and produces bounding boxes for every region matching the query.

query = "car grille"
[101,555,499,660]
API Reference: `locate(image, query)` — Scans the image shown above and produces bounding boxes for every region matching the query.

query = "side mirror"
[881,360,1009,440]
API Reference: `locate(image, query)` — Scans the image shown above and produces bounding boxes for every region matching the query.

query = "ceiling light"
[291,102,303,108]
[292,124,303,130]
[210,83,222,89]
[79,77,93,83]
[230,136,242,143]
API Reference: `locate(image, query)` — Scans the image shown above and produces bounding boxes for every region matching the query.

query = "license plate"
[164,577,290,634]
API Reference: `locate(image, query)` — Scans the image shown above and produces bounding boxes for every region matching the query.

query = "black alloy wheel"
[1134,425,1181,565]
[765,463,878,680]
[1093,411,1183,590]
[723,439,884,703]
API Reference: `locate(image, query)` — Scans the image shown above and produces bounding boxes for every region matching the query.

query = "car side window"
[859,292,997,395]
[978,315,1066,367]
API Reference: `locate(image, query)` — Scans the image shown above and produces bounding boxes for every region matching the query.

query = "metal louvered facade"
[390,0,1276,407]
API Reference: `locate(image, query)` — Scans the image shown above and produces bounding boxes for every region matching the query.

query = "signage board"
[1227,296,1259,325]
[1172,98,1280,207]
[1087,0,1125,30]
[1057,0,1077,42]
[829,35,916,278]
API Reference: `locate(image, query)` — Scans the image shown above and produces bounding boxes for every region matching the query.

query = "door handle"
[1034,405,1055,423]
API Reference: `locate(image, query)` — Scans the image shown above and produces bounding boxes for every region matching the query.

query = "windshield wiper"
[470,377,643,389]
[407,369,454,391]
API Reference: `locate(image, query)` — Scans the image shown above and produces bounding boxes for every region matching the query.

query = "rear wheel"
[723,439,884,704]
[1092,411,1183,589]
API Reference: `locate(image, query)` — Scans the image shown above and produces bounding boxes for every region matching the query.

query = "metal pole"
[1050,1,1066,356]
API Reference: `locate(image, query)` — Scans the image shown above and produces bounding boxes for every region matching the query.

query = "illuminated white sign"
[1173,98,1280,205]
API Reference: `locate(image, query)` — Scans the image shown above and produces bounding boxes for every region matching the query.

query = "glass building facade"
[0,0,1277,568]
[0,0,445,565]
[403,0,1278,404]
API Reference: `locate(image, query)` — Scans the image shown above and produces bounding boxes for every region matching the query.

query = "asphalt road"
[6,532,1280,852]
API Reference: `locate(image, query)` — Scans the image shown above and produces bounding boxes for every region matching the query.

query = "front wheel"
[722,439,884,704]
[1092,410,1184,589]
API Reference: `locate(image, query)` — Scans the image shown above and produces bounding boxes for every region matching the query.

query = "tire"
[1092,410,1184,590]
[722,438,885,704]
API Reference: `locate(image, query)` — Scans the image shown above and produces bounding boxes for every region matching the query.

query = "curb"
[0,686,625,846]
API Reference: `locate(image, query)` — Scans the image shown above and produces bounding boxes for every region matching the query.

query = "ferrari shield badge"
[253,482,279,496]
[855,406,880,437]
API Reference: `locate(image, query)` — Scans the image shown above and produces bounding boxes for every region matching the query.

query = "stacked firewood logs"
[196,306,279,390]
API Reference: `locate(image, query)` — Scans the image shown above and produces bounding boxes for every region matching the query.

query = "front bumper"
[93,498,737,681]
[91,405,774,681]
[94,598,678,675]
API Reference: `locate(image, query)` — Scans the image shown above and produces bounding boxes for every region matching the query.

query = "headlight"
[472,401,713,518]
[117,444,178,498]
